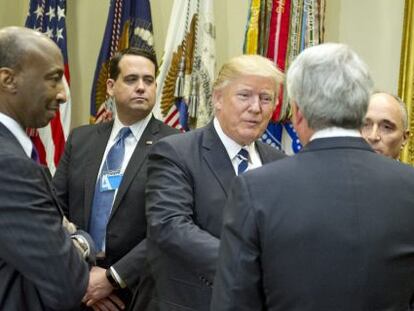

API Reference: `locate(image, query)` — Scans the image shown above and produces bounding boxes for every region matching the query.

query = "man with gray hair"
[362,91,409,159]
[211,43,414,311]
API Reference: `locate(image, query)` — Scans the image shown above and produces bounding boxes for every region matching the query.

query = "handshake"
[62,216,96,265]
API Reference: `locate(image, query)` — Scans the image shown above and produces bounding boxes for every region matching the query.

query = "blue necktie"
[237,148,249,175]
[89,127,131,251]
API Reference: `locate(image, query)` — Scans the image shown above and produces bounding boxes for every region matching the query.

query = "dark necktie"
[89,127,132,251]
[31,145,40,163]
[236,148,249,175]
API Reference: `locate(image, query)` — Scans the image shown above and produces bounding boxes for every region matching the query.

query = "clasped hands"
[82,266,125,311]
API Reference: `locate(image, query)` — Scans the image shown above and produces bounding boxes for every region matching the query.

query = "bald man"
[0,26,89,310]
[361,92,409,159]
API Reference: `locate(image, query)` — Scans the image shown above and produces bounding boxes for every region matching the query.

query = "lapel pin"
[145,141,153,145]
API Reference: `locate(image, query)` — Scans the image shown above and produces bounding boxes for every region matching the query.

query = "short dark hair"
[108,47,158,80]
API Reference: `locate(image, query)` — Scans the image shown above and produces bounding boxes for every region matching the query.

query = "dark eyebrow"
[46,68,64,77]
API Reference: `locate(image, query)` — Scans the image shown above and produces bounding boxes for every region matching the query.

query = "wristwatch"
[105,268,120,289]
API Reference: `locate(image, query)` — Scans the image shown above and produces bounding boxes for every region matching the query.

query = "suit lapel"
[109,117,159,219]
[83,122,113,227]
[202,122,235,197]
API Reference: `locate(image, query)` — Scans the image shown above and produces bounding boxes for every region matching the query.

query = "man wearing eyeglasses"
[361,92,409,160]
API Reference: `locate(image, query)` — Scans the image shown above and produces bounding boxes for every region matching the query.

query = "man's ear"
[106,79,115,97]
[212,89,223,112]
[291,101,303,126]
[0,67,17,93]
[402,129,410,148]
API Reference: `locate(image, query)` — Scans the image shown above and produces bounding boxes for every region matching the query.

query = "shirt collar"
[213,117,255,161]
[112,113,152,142]
[0,112,32,157]
[310,127,362,141]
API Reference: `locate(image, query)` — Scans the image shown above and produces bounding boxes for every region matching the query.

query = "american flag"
[25,0,71,174]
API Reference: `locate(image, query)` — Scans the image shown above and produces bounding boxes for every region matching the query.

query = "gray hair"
[287,43,374,130]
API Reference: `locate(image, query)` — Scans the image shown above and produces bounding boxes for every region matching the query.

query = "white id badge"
[100,171,123,191]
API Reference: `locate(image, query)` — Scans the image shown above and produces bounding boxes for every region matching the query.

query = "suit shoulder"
[70,123,104,136]
[256,140,286,160]
[68,123,105,140]
[154,119,181,136]
[150,127,206,159]
[158,126,203,145]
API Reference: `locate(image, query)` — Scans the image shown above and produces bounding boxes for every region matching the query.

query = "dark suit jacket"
[145,122,285,311]
[53,116,178,309]
[212,137,414,311]
[0,123,89,311]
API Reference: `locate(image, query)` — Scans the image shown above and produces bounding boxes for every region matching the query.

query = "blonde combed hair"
[213,54,284,97]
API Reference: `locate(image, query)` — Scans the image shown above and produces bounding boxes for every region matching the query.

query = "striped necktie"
[236,148,249,175]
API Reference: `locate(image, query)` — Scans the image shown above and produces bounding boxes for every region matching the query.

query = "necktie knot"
[236,148,249,175]
[237,148,249,161]
[116,127,132,143]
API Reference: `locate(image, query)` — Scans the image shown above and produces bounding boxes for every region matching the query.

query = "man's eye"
[237,93,250,100]
[124,77,137,83]
[381,124,393,131]
[144,77,154,85]
[260,95,273,103]
[49,76,62,84]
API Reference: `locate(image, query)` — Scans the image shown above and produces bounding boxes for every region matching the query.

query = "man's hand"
[62,215,77,234]
[83,266,118,307]
[90,295,125,311]
[95,103,113,124]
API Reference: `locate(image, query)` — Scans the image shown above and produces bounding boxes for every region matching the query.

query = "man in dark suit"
[53,48,178,310]
[145,54,286,310]
[0,26,90,310]
[211,43,414,311]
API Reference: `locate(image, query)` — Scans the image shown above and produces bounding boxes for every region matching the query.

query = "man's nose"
[56,82,67,104]
[135,79,145,92]
[248,95,261,112]
[367,125,381,141]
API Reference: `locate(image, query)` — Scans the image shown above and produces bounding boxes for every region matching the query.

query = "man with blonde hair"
[145,54,285,310]
[361,91,409,159]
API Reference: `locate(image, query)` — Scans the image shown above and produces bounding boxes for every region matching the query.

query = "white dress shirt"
[0,112,32,158]
[310,127,362,141]
[213,118,262,175]
[96,113,152,251]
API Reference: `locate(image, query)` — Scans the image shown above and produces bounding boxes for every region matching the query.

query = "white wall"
[0,0,405,127]
[325,0,405,93]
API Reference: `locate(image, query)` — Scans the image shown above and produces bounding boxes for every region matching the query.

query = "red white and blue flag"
[25,0,71,174]
[244,0,325,154]
[153,0,216,131]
